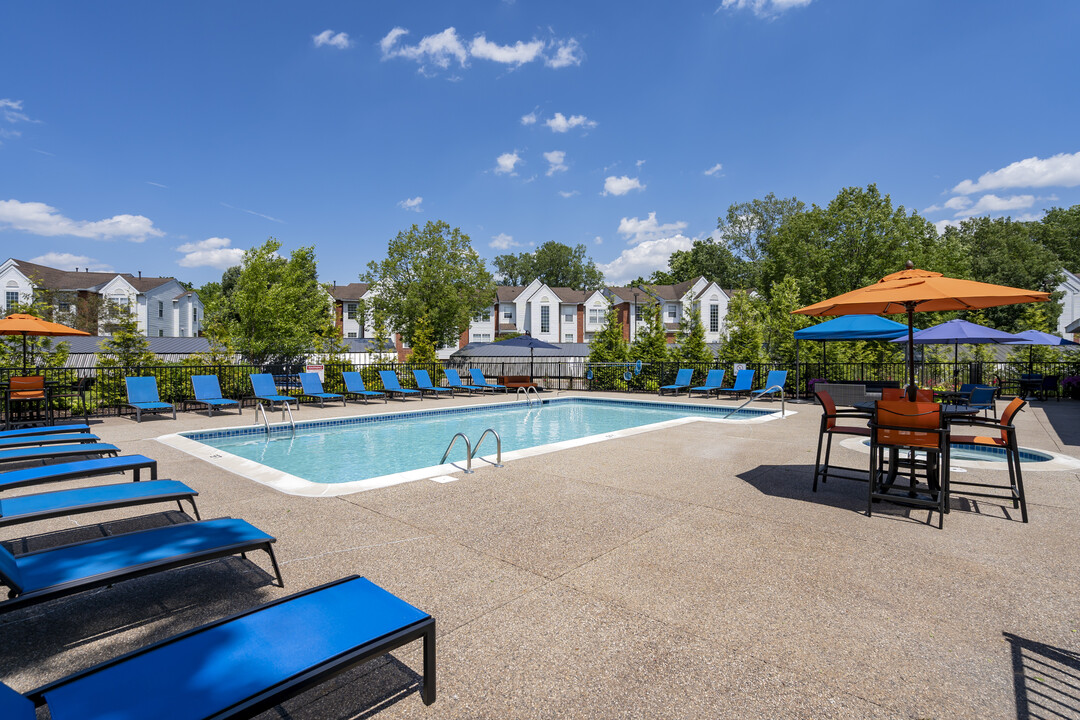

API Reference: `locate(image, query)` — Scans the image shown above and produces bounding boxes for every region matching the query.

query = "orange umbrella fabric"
[792,265,1051,393]
[0,313,90,371]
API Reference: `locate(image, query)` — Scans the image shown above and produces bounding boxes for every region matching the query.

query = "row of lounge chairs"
[124,368,511,421]
[0,423,436,714]
[659,368,789,401]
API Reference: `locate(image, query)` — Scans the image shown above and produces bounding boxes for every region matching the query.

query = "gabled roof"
[329,283,370,301]
[496,285,524,302]
[643,279,698,301]
[549,287,588,303]
[7,258,175,293]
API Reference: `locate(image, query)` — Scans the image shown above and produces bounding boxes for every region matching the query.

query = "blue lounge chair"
[966,385,998,419]
[298,373,346,408]
[378,370,422,401]
[469,369,506,392]
[0,432,99,450]
[341,371,387,404]
[413,369,454,398]
[0,480,199,528]
[0,455,157,491]
[659,368,694,396]
[719,368,755,398]
[125,376,175,422]
[750,370,788,400]
[0,443,119,466]
[445,368,485,395]
[190,375,241,417]
[250,373,297,412]
[2,575,435,719]
[689,369,726,398]
[0,424,91,439]
[0,517,282,615]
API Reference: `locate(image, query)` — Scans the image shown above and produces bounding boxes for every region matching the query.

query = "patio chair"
[689,369,725,398]
[750,370,788,401]
[468,369,507,393]
[718,369,755,399]
[881,388,905,401]
[413,369,454,398]
[907,388,934,402]
[1039,375,1060,401]
[378,370,422,401]
[659,368,694,396]
[190,375,241,417]
[948,397,1029,523]
[965,385,998,419]
[0,454,157,492]
[124,377,175,422]
[0,424,91,439]
[48,376,93,424]
[869,400,949,529]
[298,373,346,408]
[250,373,298,413]
[0,517,282,615]
[444,368,486,396]
[341,371,387,404]
[0,479,199,528]
[0,432,99,450]
[812,389,871,492]
[3,575,434,719]
[0,443,119,466]
[5,376,51,428]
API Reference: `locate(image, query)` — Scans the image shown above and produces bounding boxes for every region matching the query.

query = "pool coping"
[838,436,1080,472]
[155,394,795,497]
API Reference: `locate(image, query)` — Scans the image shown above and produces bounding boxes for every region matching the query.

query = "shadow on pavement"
[1004,631,1080,720]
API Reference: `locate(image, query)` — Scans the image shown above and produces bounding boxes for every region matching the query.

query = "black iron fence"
[3,358,1078,421]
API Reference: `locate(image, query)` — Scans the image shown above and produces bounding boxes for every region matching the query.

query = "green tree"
[588,301,629,363]
[0,291,72,369]
[1038,204,1080,274]
[718,193,805,291]
[206,238,338,366]
[674,303,712,364]
[364,220,494,348]
[407,315,439,367]
[630,301,669,364]
[494,241,604,290]
[717,291,765,365]
[666,239,743,287]
[97,310,157,368]
[762,275,809,364]
[370,311,394,362]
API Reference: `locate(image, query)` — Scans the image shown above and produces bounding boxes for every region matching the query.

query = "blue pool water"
[860,439,1052,463]
[185,397,776,484]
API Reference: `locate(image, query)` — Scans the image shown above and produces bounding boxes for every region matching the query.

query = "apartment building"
[1,257,203,337]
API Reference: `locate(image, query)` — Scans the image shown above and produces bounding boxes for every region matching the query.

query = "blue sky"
[2,1,1078,287]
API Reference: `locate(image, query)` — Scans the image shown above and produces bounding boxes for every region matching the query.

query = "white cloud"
[954,194,1035,218]
[704,163,724,176]
[543,150,568,176]
[0,99,31,125]
[594,235,603,245]
[380,27,468,69]
[933,219,962,234]
[545,112,597,133]
[176,237,245,269]
[944,196,972,211]
[145,181,168,189]
[952,151,1080,194]
[494,151,522,175]
[489,233,521,250]
[0,199,163,242]
[636,159,646,168]
[219,202,284,224]
[598,234,694,285]
[923,204,943,214]
[545,38,583,68]
[603,176,645,196]
[398,196,423,212]
[718,0,813,18]
[521,110,538,125]
[313,29,351,49]
[469,35,544,66]
[617,212,689,244]
[558,190,579,198]
[28,252,112,272]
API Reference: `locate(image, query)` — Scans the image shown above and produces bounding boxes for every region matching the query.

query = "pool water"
[186,397,776,484]
[860,439,1052,463]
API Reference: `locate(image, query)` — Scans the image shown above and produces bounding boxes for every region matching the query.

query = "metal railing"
[516,386,540,406]
[723,385,786,419]
[470,428,503,467]
[440,432,473,474]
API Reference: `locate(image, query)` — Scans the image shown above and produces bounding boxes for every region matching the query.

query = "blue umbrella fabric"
[794,314,913,340]
[496,334,562,378]
[890,318,1020,389]
[1006,330,1079,346]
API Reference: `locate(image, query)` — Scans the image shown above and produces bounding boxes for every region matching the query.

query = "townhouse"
[1,257,203,337]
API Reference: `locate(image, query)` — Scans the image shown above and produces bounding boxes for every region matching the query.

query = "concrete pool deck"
[1,391,1078,719]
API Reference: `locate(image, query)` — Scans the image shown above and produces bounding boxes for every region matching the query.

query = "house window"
[347,332,357,338]
[588,308,604,325]
[667,304,677,320]
[540,305,550,333]
[635,305,642,322]
[158,329,164,337]
[710,304,719,333]
[192,307,198,323]
[564,333,574,343]
[5,291,19,310]
[473,310,491,323]
[472,333,491,342]
[563,310,574,323]
[158,301,163,318]
[346,303,357,320]
[503,310,513,320]
[58,300,70,313]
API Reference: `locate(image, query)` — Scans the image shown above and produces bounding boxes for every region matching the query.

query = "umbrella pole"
[795,340,800,400]
[954,343,959,391]
[22,332,28,374]
[906,304,916,399]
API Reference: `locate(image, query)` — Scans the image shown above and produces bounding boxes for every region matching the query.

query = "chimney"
[138,271,142,278]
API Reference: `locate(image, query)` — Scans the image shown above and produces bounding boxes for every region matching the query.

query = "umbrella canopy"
[889,318,1020,390]
[793,263,1051,394]
[494,334,562,378]
[0,313,90,372]
[1006,329,1080,347]
[793,314,913,340]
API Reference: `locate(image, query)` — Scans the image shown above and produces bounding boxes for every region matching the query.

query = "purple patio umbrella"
[1006,329,1079,372]
[891,318,1020,389]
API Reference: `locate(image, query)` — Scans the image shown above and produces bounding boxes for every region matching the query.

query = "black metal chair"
[868,400,950,529]
[949,397,1030,523]
[49,376,94,423]
[812,389,871,491]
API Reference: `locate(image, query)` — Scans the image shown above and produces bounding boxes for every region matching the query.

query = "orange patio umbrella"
[792,262,1051,394]
[0,313,90,372]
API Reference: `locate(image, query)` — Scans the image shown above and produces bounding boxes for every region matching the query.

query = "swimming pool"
[858,439,1053,463]
[162,397,785,495]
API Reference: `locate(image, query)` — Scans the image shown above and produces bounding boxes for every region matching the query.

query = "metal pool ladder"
[440,428,505,474]
[516,386,541,406]
[722,386,786,420]
[255,401,296,438]
[471,428,503,467]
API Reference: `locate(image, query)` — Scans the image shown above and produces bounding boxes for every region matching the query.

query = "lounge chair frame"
[190,375,242,417]
[413,370,454,399]
[0,443,119,466]
[125,377,176,422]
[298,373,346,408]
[341,371,387,404]
[0,432,99,450]
[378,371,423,402]
[0,479,199,528]
[0,455,157,492]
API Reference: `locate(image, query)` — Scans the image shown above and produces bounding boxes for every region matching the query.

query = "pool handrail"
[722,386,785,419]
[470,428,504,467]
[440,433,473,474]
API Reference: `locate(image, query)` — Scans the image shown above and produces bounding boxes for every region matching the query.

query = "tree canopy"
[494,241,605,290]
[364,220,494,348]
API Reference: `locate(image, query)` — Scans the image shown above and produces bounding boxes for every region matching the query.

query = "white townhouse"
[1056,269,1080,339]
[329,282,375,339]
[608,277,731,345]
[1,258,203,337]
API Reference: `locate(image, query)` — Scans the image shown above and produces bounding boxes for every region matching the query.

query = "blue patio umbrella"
[793,315,913,394]
[495,334,562,378]
[890,318,1020,389]
[1006,329,1079,372]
